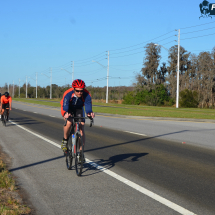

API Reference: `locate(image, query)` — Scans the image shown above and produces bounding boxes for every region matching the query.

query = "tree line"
[0,83,133,102]
[125,43,215,108]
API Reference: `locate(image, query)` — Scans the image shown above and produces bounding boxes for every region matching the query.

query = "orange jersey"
[1,95,12,104]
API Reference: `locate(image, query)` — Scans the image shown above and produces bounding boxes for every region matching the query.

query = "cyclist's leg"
[61,108,73,151]
[64,118,72,139]
[62,119,72,151]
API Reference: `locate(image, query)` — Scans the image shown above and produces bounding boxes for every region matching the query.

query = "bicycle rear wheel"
[75,133,83,176]
[65,138,73,170]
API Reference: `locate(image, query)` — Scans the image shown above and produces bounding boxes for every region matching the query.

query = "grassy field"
[13,98,215,120]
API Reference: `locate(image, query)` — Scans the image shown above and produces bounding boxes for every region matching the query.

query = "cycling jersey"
[1,95,12,105]
[60,88,92,117]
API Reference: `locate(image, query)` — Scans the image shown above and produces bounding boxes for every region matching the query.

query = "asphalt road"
[13,101,215,150]
[0,104,215,214]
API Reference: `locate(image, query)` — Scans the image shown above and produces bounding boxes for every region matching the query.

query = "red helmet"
[72,79,86,88]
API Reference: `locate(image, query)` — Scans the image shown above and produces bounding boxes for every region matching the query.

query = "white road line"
[49,115,56,118]
[9,120,196,215]
[124,131,147,136]
[33,112,37,114]
[10,121,60,148]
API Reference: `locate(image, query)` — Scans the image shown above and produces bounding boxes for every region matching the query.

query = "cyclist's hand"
[87,112,95,118]
[64,112,71,119]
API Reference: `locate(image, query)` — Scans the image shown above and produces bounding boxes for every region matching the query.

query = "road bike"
[64,116,93,176]
[1,109,8,127]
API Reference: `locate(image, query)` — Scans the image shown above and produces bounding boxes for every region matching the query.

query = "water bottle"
[72,134,75,153]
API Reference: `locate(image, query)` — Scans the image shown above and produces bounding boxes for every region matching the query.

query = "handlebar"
[64,116,94,127]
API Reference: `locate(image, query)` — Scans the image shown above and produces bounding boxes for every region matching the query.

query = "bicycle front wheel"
[65,138,73,170]
[75,133,83,176]
[2,111,7,127]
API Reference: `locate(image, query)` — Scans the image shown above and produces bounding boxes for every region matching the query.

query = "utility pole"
[26,76,27,98]
[19,79,20,98]
[36,72,37,98]
[50,68,52,99]
[106,51,109,103]
[13,81,14,97]
[176,29,180,108]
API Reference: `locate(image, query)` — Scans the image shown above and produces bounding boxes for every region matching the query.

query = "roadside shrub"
[123,85,170,106]
[135,90,148,105]
[179,89,199,108]
[145,85,170,106]
[122,91,136,104]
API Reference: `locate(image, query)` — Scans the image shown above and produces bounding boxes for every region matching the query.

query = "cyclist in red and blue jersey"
[60,79,95,156]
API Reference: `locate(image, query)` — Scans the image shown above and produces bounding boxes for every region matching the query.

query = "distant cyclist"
[60,79,95,158]
[1,92,12,121]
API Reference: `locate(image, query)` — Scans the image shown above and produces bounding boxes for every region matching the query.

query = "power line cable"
[180,20,215,30]
[109,30,175,52]
[111,62,141,66]
[181,26,215,35]
[110,39,174,59]
[74,52,106,63]
[75,54,106,65]
[111,50,145,58]
[110,67,140,71]
[181,32,215,40]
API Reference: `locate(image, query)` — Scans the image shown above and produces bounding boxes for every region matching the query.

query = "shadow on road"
[9,155,64,172]
[81,152,148,177]
[7,117,43,126]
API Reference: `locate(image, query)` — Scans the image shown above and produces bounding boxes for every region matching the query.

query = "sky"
[1,0,215,89]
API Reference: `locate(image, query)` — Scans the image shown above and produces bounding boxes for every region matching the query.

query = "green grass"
[13,98,215,120]
[0,156,31,214]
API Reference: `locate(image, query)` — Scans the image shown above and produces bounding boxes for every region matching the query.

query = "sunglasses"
[75,90,84,93]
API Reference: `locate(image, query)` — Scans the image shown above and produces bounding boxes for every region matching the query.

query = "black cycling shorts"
[2,103,9,109]
[68,107,85,122]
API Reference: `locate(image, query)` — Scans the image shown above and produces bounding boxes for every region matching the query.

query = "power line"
[111,50,145,59]
[110,36,175,56]
[180,20,215,30]
[109,30,175,52]
[154,36,176,44]
[111,46,144,56]
[159,40,176,46]
[75,54,106,65]
[110,66,140,72]
[74,52,106,63]
[181,32,215,40]
[111,62,141,66]
[181,26,215,35]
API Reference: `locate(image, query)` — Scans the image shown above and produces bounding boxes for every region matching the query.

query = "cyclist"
[1,92,12,121]
[60,79,95,159]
